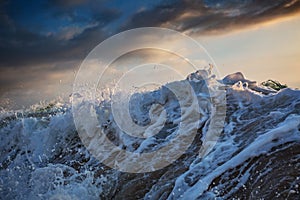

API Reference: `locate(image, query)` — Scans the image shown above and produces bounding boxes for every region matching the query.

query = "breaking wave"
[1,70,300,199]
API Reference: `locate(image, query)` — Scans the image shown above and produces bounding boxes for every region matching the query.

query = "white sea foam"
[1,71,300,199]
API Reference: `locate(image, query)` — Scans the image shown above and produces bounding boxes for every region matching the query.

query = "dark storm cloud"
[2,0,300,70]
[0,0,120,68]
[1,0,300,108]
[51,0,90,7]
[122,0,300,34]
[0,26,103,68]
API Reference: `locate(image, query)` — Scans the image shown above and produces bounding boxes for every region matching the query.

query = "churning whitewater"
[0,70,300,199]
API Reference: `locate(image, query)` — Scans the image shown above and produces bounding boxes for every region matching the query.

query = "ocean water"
[0,70,300,199]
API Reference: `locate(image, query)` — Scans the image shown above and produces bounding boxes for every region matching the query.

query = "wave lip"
[72,68,226,173]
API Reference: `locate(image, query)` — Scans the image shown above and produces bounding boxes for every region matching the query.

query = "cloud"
[0,0,121,104]
[2,0,299,70]
[0,0,121,68]
[1,0,300,108]
[51,0,90,7]
[122,0,300,34]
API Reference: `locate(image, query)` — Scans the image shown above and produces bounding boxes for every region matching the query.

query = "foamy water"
[1,71,299,199]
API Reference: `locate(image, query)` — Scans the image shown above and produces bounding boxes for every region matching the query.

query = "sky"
[0,0,300,109]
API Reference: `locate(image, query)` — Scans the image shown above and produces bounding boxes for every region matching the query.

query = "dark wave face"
[0,71,299,199]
